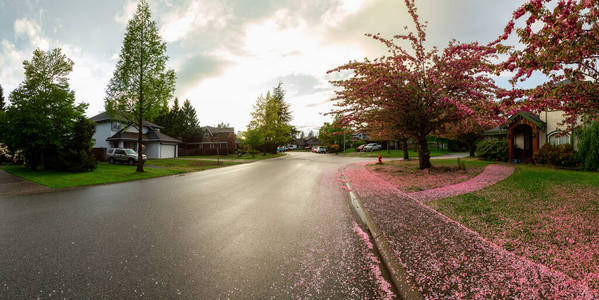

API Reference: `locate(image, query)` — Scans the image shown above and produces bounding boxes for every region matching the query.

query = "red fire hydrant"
[378,155,382,164]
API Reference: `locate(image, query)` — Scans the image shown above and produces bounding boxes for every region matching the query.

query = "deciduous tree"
[105,0,175,172]
[494,0,599,126]
[4,48,91,170]
[247,84,293,154]
[328,0,500,169]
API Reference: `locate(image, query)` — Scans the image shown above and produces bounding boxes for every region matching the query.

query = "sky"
[0,0,531,134]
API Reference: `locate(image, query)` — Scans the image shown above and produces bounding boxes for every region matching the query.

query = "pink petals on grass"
[343,164,595,299]
[409,164,514,202]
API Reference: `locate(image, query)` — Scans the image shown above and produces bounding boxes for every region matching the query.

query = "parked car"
[277,146,287,152]
[363,143,382,152]
[287,145,297,150]
[107,148,147,165]
[356,144,366,152]
[314,146,327,153]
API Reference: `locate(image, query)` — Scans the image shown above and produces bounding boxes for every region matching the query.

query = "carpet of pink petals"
[370,162,482,193]
[408,164,514,202]
[342,163,596,299]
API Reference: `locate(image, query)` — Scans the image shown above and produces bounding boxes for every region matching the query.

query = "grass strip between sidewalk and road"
[2,159,242,189]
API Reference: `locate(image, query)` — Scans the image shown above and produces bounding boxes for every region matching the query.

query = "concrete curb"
[343,175,424,300]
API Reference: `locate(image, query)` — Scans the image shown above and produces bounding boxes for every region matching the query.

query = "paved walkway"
[342,163,594,298]
[0,169,49,197]
[409,164,514,202]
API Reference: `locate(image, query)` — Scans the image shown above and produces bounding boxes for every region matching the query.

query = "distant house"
[351,132,370,141]
[179,126,237,156]
[296,137,321,149]
[484,110,579,162]
[90,112,181,159]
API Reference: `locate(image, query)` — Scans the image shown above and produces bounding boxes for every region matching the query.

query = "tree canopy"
[105,0,175,172]
[328,0,501,169]
[3,48,95,171]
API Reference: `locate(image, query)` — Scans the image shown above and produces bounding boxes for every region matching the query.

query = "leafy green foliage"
[45,118,97,172]
[576,121,599,171]
[105,0,175,172]
[477,138,508,162]
[246,83,293,154]
[534,143,579,168]
[318,116,351,151]
[4,48,93,171]
[154,98,202,142]
[240,128,264,154]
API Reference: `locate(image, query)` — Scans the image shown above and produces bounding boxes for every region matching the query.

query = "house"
[179,126,236,156]
[90,112,181,159]
[296,137,321,148]
[485,110,578,162]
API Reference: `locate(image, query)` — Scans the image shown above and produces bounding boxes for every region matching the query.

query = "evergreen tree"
[181,99,202,142]
[105,0,176,172]
[247,84,293,154]
[4,48,91,170]
[0,84,5,111]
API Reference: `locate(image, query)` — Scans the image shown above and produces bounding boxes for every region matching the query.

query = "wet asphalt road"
[0,152,392,299]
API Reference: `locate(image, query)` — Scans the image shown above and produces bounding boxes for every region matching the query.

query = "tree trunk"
[417,136,431,169]
[401,139,409,160]
[469,143,476,158]
[136,19,145,173]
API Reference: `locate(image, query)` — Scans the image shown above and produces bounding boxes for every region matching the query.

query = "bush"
[45,118,97,172]
[329,144,340,153]
[534,143,578,168]
[577,121,599,171]
[476,138,508,161]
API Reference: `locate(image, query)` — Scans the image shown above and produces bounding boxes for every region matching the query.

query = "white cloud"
[322,0,368,27]
[14,18,50,50]
[114,1,137,24]
[160,0,232,43]
[0,40,26,94]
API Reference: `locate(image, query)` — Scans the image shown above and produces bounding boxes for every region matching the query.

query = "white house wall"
[92,122,112,149]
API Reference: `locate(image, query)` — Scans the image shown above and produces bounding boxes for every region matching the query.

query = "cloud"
[114,1,137,25]
[0,40,26,94]
[174,53,230,94]
[14,18,50,50]
[160,0,232,43]
[322,0,368,27]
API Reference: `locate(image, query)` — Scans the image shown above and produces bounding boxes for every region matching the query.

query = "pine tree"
[105,0,175,172]
[0,84,5,111]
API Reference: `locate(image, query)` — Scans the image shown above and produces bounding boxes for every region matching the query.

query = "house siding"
[92,122,112,149]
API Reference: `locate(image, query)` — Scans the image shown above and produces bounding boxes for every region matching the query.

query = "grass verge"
[429,164,599,291]
[2,159,241,189]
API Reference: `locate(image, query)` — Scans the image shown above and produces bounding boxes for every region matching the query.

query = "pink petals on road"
[342,164,595,299]
[409,164,514,202]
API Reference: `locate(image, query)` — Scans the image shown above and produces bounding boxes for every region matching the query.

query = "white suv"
[107,148,147,165]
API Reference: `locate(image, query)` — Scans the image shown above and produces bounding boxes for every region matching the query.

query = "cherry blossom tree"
[328,0,501,169]
[494,0,599,126]
[439,118,498,158]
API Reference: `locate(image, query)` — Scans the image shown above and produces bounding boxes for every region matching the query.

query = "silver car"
[107,148,147,165]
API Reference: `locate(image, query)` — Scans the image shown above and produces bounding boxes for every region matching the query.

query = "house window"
[548,132,570,145]
[111,121,120,131]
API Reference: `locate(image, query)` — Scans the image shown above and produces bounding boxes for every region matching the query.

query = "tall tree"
[4,48,89,170]
[0,84,5,111]
[247,84,293,154]
[180,99,202,141]
[105,0,176,172]
[328,0,501,169]
[494,0,599,127]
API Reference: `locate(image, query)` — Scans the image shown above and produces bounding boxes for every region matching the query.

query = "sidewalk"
[0,169,50,197]
[342,163,594,299]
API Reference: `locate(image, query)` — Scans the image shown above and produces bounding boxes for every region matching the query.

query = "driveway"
[0,169,49,197]
[0,152,394,298]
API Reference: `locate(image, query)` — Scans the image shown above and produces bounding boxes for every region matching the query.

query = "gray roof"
[507,111,545,128]
[106,129,182,143]
[203,126,235,135]
[89,111,163,129]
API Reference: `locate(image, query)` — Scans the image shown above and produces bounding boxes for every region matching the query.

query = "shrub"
[534,143,578,168]
[329,144,340,153]
[577,121,599,171]
[476,138,508,161]
[353,140,366,150]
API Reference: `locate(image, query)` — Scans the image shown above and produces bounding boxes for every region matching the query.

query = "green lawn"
[2,159,241,189]
[181,153,285,160]
[429,164,599,288]
[338,148,455,158]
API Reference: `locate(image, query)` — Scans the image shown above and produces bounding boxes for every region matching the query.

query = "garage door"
[160,144,176,158]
